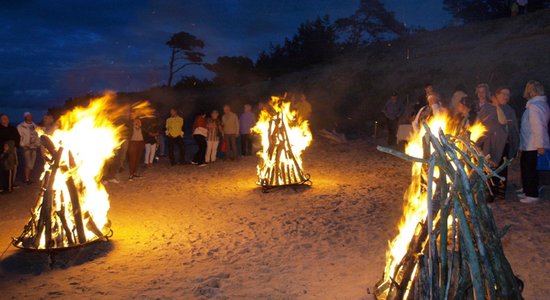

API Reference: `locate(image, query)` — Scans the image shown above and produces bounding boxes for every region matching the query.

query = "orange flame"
[16,92,153,249]
[252,96,312,186]
[379,110,486,298]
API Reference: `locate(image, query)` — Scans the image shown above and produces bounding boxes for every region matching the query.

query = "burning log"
[374,117,523,300]
[11,96,128,251]
[252,95,312,192]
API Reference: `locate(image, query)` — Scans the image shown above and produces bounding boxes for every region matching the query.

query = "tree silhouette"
[444,0,550,22]
[256,15,338,77]
[204,56,257,86]
[335,0,407,48]
[166,31,205,87]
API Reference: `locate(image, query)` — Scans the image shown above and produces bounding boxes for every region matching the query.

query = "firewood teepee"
[252,95,312,192]
[374,117,524,299]
[11,95,132,251]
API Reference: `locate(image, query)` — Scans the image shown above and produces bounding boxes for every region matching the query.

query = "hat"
[23,112,32,117]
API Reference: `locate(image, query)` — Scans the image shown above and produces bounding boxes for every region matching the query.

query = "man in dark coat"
[0,114,21,191]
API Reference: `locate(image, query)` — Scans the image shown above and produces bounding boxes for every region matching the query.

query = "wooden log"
[84,212,104,238]
[66,176,87,244]
[57,202,75,246]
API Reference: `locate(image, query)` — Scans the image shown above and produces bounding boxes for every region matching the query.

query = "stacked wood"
[12,135,109,250]
[374,122,523,300]
[259,110,310,188]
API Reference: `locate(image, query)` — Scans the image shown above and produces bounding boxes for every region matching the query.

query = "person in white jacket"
[518,80,550,203]
[17,112,41,184]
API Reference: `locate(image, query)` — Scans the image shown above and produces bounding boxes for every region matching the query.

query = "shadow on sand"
[0,240,114,275]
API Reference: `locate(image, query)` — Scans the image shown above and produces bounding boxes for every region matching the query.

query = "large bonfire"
[375,111,523,299]
[252,95,312,191]
[13,93,151,250]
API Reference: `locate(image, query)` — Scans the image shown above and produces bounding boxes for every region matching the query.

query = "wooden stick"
[66,176,86,244]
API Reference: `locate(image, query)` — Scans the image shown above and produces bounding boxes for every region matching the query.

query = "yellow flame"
[252,96,312,185]
[27,92,153,249]
[380,110,485,296]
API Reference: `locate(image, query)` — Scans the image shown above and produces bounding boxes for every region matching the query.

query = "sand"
[0,140,548,299]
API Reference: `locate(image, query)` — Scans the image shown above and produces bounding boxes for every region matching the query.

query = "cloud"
[0,0,448,110]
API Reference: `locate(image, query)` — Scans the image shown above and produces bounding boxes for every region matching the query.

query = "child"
[1,140,18,193]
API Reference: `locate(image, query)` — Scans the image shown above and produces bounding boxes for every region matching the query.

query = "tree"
[335,0,407,48]
[204,56,258,86]
[174,75,214,90]
[256,15,338,77]
[444,0,550,23]
[166,31,205,87]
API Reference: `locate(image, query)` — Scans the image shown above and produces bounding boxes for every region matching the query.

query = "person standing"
[165,108,185,165]
[42,113,57,135]
[382,93,404,145]
[240,104,256,156]
[143,118,159,168]
[0,114,20,191]
[413,83,434,116]
[1,140,17,193]
[449,84,468,117]
[493,87,520,197]
[192,112,208,166]
[412,92,442,132]
[476,84,507,167]
[205,110,223,163]
[222,105,239,161]
[127,118,145,181]
[518,80,550,203]
[17,112,40,184]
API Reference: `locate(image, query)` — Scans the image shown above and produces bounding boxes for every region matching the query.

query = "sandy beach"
[0,140,548,299]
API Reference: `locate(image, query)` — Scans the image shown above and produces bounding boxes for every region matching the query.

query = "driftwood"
[13,135,109,251]
[374,121,523,300]
[259,109,309,188]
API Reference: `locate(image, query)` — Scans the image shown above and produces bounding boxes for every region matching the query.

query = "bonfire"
[374,113,523,299]
[252,95,312,192]
[12,93,152,251]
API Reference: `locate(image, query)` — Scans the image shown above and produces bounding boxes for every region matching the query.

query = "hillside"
[116,9,550,134]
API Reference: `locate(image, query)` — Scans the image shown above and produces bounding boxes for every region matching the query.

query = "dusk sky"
[0,1,451,116]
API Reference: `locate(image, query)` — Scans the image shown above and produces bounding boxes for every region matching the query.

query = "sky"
[0,0,450,118]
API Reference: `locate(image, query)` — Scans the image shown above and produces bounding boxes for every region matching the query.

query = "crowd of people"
[383,80,550,204]
[0,95,313,192]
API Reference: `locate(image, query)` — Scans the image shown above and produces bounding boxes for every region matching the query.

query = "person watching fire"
[17,112,40,184]
[240,104,256,156]
[222,105,239,161]
[518,80,550,204]
[382,92,404,146]
[165,108,186,165]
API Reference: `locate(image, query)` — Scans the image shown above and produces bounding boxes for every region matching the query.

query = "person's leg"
[241,134,247,156]
[7,169,14,192]
[128,141,139,176]
[231,135,238,160]
[211,140,219,162]
[177,137,186,164]
[135,141,145,175]
[520,150,539,197]
[159,134,166,156]
[144,144,151,164]
[385,117,392,145]
[118,140,128,172]
[199,136,207,164]
[167,137,176,165]
[150,143,157,164]
[247,134,253,156]
[192,135,201,163]
[205,141,213,163]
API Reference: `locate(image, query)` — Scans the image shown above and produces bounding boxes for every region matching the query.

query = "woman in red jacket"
[191,112,208,166]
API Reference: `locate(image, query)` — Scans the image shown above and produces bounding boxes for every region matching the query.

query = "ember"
[252,95,312,192]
